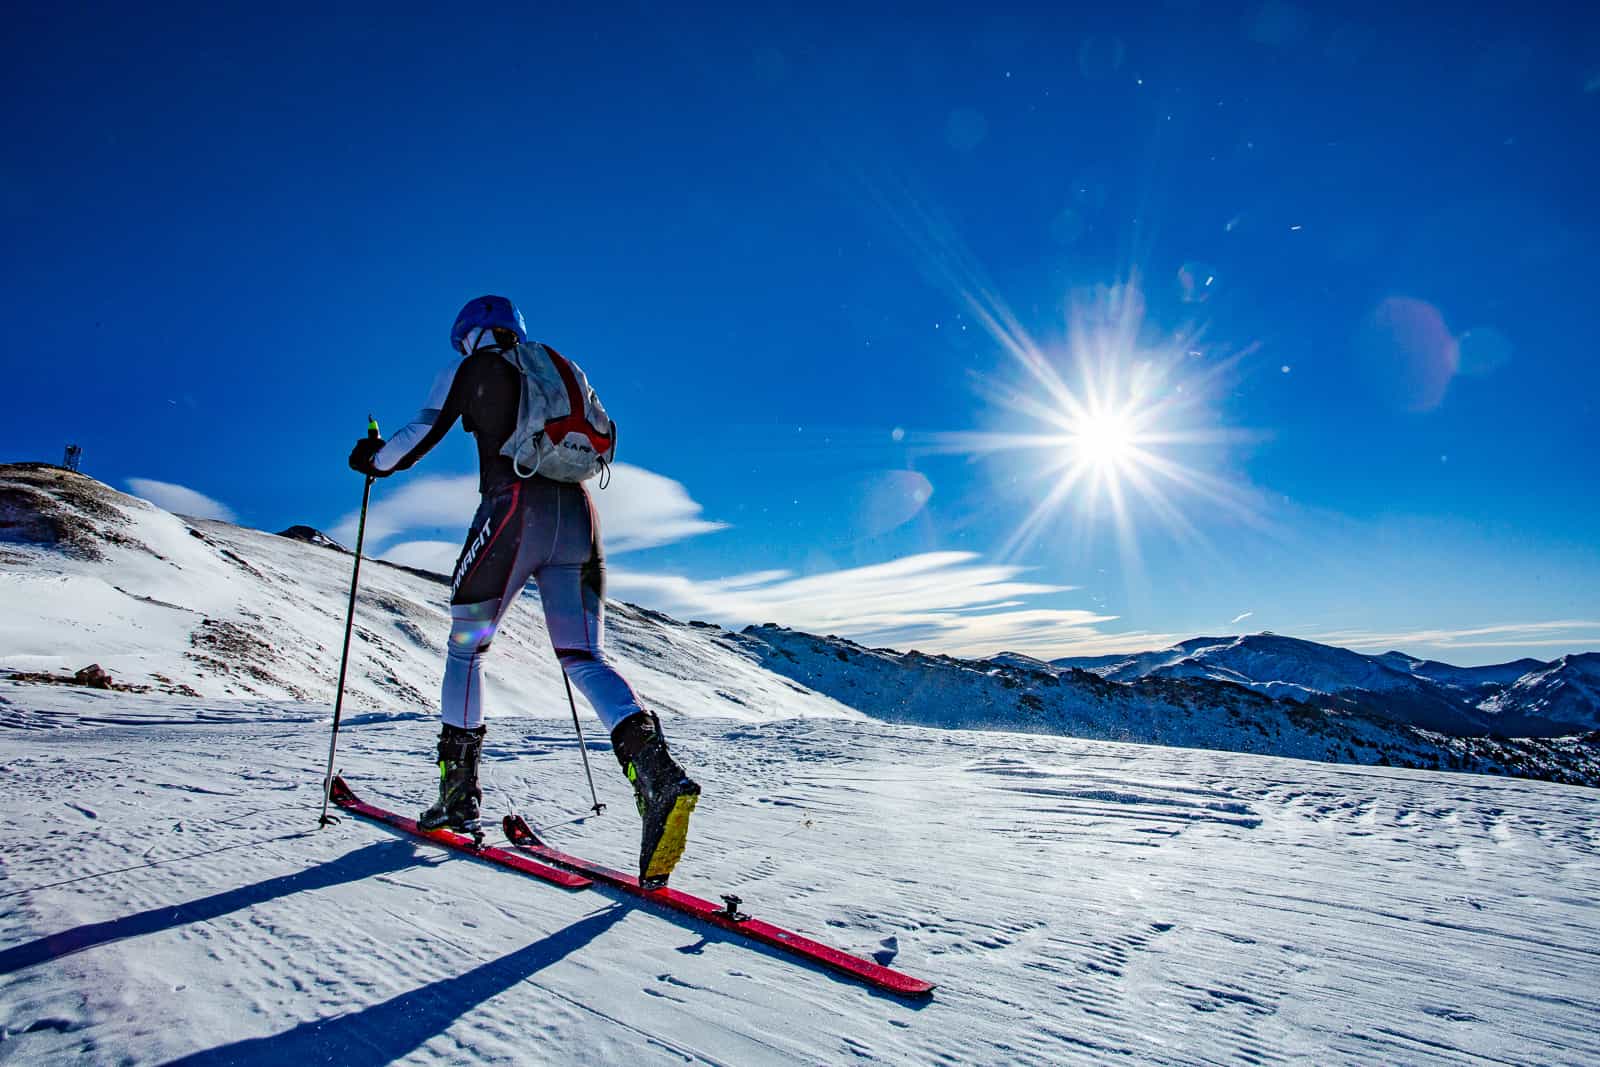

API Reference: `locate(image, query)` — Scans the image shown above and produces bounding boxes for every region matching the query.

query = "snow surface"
[3,685,1598,1065]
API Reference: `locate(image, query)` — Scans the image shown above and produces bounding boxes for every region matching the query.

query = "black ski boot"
[418,723,486,841]
[612,710,700,887]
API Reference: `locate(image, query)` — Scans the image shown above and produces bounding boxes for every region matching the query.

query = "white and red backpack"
[498,342,617,483]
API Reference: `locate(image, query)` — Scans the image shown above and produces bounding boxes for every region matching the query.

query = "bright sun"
[1071,410,1136,470]
[928,280,1257,561]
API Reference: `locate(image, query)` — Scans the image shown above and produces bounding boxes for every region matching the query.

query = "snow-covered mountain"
[1481,654,1600,736]
[1374,650,1548,693]
[1055,633,1596,738]
[1057,633,1495,734]
[741,627,1599,788]
[2,463,1596,789]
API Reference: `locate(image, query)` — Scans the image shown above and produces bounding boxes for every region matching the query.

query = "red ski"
[502,813,934,999]
[330,776,592,890]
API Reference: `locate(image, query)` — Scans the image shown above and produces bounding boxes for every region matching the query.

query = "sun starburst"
[930,280,1261,565]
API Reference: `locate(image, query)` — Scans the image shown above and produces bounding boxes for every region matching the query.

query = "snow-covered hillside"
[2,685,1597,1064]
[0,464,859,726]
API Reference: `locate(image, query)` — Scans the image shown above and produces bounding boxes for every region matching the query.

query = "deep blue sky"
[5,5,1596,663]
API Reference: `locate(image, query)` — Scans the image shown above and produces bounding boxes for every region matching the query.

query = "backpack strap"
[542,346,614,454]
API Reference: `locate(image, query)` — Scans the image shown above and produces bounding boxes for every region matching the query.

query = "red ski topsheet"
[503,815,935,998]
[330,777,592,890]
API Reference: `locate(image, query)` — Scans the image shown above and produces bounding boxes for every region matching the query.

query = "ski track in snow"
[2,685,1597,1065]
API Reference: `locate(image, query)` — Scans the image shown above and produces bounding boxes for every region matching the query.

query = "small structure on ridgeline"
[62,445,82,472]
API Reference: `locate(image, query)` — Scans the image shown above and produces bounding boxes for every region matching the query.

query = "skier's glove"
[348,436,389,477]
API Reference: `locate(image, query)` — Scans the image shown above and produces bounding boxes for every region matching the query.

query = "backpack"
[497,342,617,483]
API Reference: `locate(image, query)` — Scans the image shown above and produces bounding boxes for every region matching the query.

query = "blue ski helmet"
[451,295,528,355]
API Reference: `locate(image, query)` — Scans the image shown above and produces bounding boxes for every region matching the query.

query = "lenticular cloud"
[125,477,237,522]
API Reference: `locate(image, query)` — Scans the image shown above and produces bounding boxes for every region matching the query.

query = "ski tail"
[503,812,542,847]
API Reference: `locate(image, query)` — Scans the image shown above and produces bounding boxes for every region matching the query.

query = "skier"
[348,294,699,885]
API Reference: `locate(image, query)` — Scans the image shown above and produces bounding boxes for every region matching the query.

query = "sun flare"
[928,280,1259,563]
[1071,409,1136,470]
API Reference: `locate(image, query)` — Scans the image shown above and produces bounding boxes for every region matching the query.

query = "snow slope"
[0,464,860,726]
[2,685,1597,1065]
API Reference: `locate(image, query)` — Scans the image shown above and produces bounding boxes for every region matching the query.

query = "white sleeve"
[373,362,458,472]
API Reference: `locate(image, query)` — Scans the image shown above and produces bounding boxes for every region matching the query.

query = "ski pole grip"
[367,415,381,440]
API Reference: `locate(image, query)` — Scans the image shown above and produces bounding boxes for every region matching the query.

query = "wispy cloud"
[610,552,1178,659]
[332,465,1163,659]
[331,474,479,549]
[590,463,728,553]
[1307,620,1600,654]
[1230,610,1254,625]
[331,463,725,557]
[126,478,237,522]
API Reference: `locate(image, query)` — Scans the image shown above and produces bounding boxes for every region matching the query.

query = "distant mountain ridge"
[1481,654,1600,736]
[1054,634,1597,736]
[738,625,1598,788]
[275,524,347,551]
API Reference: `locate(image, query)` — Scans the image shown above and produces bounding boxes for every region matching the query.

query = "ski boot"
[418,723,486,844]
[612,710,700,888]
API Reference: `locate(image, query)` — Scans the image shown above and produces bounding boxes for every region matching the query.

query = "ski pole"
[319,416,381,828]
[561,669,606,816]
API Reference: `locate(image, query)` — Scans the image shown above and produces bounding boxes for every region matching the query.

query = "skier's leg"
[441,603,498,731]
[536,485,698,884]
[535,487,648,732]
[442,483,535,730]
[417,722,487,834]
[540,558,647,733]
[609,705,700,884]
[423,484,535,830]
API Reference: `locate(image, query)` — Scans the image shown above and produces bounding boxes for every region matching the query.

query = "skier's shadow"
[0,839,433,976]
[167,904,628,1067]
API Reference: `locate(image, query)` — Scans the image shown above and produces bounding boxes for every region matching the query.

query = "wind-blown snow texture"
[2,687,1597,1064]
[3,463,1600,1063]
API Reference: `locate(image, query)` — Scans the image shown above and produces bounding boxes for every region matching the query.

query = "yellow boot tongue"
[643,793,699,883]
